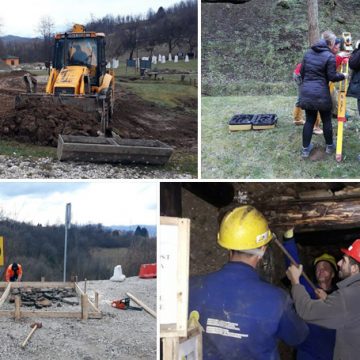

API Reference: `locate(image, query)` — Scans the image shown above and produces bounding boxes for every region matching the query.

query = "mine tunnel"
[160,181,360,359]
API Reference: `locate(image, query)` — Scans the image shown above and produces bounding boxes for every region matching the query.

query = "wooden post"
[95,292,99,309]
[0,282,12,307]
[84,279,87,294]
[81,294,88,320]
[15,295,21,320]
[162,337,179,360]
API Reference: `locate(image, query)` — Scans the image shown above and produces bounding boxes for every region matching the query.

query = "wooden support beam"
[15,296,21,320]
[95,292,99,309]
[0,282,11,307]
[0,282,74,289]
[81,294,88,320]
[0,310,102,319]
[74,283,100,313]
[126,292,156,318]
[262,198,360,232]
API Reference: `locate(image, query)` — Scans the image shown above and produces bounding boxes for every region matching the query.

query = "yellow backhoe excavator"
[16,24,114,135]
[15,24,172,164]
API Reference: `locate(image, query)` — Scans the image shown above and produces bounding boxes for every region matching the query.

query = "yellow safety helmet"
[314,253,338,271]
[217,206,272,250]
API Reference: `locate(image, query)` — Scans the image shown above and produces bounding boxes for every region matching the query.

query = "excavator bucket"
[15,93,100,113]
[57,134,173,165]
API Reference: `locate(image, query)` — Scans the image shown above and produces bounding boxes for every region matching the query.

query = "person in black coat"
[347,41,360,117]
[299,31,347,158]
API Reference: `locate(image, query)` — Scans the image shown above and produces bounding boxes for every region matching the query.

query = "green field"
[0,139,56,158]
[202,96,360,179]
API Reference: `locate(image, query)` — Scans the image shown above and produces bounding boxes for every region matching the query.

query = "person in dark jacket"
[283,229,337,360]
[347,40,360,116]
[300,30,347,158]
[287,239,360,360]
[189,206,308,360]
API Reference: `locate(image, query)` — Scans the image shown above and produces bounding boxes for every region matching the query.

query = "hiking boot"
[293,106,305,125]
[325,144,336,154]
[301,143,314,158]
[313,127,323,135]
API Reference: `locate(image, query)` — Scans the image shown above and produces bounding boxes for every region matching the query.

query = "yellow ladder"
[336,61,349,162]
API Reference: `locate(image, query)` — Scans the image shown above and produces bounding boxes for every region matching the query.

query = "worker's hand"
[342,73,349,79]
[283,227,294,240]
[286,264,302,285]
[315,288,328,301]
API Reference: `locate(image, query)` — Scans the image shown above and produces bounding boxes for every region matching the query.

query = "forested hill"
[0,219,156,281]
[0,0,197,63]
[202,0,360,96]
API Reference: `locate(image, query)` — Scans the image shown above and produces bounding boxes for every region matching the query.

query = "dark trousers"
[10,275,18,282]
[303,109,333,148]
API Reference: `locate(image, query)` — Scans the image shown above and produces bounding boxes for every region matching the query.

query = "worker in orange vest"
[5,263,23,282]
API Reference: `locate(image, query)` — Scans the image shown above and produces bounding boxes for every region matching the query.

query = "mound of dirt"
[112,91,197,150]
[0,98,99,146]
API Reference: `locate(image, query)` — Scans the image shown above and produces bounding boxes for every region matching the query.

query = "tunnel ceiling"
[182,183,360,208]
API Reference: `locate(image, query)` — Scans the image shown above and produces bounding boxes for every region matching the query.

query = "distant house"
[2,56,19,66]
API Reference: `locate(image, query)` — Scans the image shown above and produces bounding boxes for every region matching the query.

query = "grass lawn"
[0,140,56,158]
[120,81,197,111]
[202,95,360,179]
[115,58,197,77]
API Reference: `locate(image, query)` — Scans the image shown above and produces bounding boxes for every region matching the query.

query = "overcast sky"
[0,182,157,226]
[1,0,183,37]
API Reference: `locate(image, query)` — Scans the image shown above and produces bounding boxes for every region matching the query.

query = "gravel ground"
[0,155,193,179]
[0,277,156,360]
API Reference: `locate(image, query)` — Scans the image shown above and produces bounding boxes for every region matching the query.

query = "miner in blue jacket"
[283,228,337,360]
[189,206,308,360]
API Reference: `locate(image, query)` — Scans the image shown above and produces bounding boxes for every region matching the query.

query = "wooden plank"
[81,294,88,320]
[177,219,190,336]
[0,310,101,319]
[74,283,100,313]
[126,292,156,318]
[159,217,190,338]
[15,296,21,320]
[95,292,99,309]
[0,282,11,307]
[0,282,74,289]
[162,337,179,360]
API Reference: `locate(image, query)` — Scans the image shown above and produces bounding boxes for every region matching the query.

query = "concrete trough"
[57,134,173,165]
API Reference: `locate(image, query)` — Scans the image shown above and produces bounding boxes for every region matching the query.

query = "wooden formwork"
[0,282,101,320]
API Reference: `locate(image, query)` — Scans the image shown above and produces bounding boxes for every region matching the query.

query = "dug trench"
[0,72,197,152]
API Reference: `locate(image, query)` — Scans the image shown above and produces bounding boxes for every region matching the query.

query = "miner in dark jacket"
[300,30,347,158]
[347,40,360,117]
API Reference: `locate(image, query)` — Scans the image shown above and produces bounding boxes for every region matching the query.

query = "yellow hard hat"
[314,253,338,271]
[217,206,272,250]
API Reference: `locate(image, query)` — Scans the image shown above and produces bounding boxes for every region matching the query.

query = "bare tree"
[0,19,5,57]
[307,0,320,46]
[37,16,55,61]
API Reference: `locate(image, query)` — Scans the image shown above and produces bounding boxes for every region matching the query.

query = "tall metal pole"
[63,203,71,282]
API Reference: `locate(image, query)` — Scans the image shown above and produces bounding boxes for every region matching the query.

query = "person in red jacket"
[5,263,23,282]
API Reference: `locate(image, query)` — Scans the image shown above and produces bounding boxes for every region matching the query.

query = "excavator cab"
[52,34,107,88]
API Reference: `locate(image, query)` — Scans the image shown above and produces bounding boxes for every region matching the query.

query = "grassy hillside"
[202,0,360,96]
